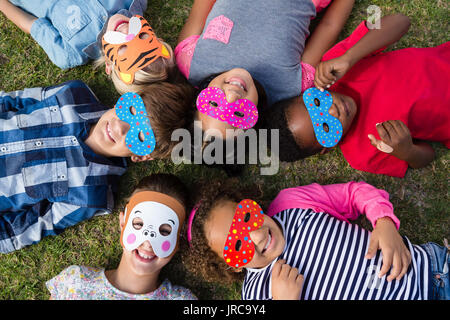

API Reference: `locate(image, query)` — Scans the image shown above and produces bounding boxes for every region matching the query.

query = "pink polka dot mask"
[196,87,258,129]
[120,191,184,258]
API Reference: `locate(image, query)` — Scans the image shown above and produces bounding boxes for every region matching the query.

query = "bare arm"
[340,13,410,68]
[302,0,355,68]
[177,0,216,44]
[314,13,411,90]
[0,0,37,34]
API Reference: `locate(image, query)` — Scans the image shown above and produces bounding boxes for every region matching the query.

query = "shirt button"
[103,15,107,21]
[35,141,42,146]
[51,107,58,112]
[72,137,77,143]
[0,147,7,152]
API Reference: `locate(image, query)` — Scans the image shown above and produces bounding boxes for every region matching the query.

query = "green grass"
[0,0,449,300]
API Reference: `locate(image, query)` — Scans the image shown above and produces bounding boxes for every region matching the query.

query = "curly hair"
[262,96,322,162]
[180,178,264,285]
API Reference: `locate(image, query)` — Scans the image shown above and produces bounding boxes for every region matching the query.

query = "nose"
[224,88,242,104]
[328,103,340,118]
[117,118,131,136]
[248,227,267,250]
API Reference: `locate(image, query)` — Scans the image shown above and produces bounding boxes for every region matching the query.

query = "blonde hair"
[94,41,176,95]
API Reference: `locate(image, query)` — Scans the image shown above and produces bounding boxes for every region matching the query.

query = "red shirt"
[323,22,450,177]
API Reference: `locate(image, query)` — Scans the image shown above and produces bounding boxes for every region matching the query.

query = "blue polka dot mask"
[114,92,156,156]
[302,87,343,148]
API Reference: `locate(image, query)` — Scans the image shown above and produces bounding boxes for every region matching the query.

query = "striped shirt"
[242,208,430,300]
[0,80,127,253]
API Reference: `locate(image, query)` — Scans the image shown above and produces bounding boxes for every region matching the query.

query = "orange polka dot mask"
[223,199,265,268]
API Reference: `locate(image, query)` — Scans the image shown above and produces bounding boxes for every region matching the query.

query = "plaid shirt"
[0,80,127,253]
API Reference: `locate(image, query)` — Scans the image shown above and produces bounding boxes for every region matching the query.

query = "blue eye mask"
[302,87,343,148]
[114,92,156,156]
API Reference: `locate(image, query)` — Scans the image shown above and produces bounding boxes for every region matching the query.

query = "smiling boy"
[264,20,449,177]
[0,79,192,253]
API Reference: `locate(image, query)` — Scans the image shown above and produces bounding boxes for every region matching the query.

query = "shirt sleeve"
[174,35,200,79]
[266,181,400,230]
[0,87,45,113]
[0,202,103,253]
[30,18,87,69]
[311,0,333,13]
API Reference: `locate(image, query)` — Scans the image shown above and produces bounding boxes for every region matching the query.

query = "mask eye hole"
[209,101,219,108]
[314,98,320,106]
[244,212,251,223]
[129,106,137,115]
[118,45,128,56]
[235,240,242,251]
[139,32,149,40]
[234,111,245,118]
[132,217,143,230]
[323,123,329,133]
[159,223,172,236]
[138,131,145,142]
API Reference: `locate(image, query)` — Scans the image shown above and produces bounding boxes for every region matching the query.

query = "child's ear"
[105,61,112,75]
[131,155,154,162]
[119,211,125,230]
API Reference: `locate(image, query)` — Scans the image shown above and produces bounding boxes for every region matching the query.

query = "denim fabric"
[421,241,450,300]
[9,0,146,68]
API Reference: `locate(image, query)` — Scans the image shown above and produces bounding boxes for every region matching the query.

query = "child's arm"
[0,0,36,33]
[266,181,411,281]
[177,0,216,44]
[267,181,400,229]
[368,120,436,169]
[314,13,411,90]
[0,87,45,113]
[0,202,101,253]
[301,0,355,68]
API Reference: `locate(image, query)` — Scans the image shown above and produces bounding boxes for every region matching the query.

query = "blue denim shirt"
[10,0,147,69]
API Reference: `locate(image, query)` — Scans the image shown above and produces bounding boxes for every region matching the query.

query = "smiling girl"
[184,179,449,300]
[46,174,197,300]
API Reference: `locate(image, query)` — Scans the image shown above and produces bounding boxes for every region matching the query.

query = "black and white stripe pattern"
[242,209,430,300]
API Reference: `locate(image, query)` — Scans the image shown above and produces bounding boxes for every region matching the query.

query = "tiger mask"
[102,15,170,85]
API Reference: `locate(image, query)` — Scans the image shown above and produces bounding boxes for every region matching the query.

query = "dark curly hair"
[261,96,322,162]
[180,178,264,284]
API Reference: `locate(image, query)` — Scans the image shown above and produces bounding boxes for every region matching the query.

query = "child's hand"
[271,259,304,300]
[314,55,352,91]
[365,217,411,281]
[368,120,413,161]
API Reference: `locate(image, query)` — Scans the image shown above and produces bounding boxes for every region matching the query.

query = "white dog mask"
[120,191,185,258]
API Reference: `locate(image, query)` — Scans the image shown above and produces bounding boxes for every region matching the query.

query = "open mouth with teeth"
[134,248,156,262]
[226,77,247,92]
[106,122,116,143]
[114,20,129,32]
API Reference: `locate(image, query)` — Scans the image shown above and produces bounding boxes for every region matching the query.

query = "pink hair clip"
[187,201,201,246]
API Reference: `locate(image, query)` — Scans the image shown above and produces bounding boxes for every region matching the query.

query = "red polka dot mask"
[114,92,156,156]
[120,191,184,258]
[223,199,265,268]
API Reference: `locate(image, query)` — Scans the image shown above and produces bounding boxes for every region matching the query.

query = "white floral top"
[46,265,197,300]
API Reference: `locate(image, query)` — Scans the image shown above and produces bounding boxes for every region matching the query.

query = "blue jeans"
[421,241,450,300]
